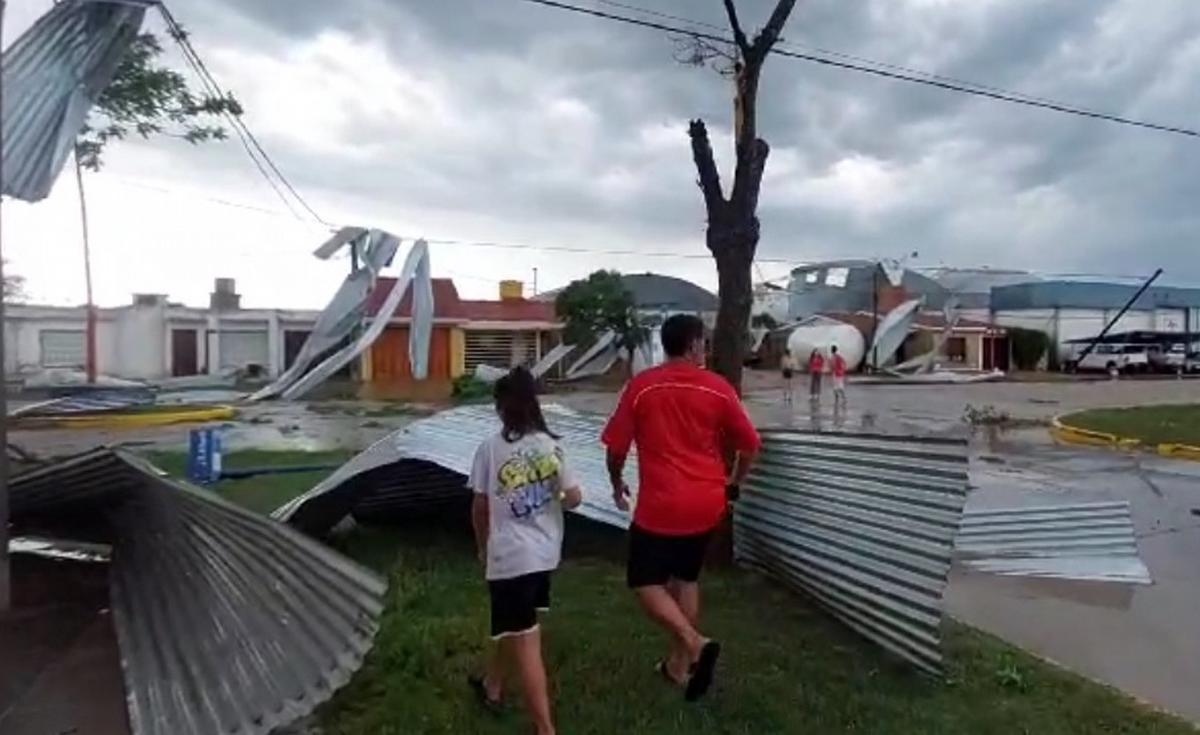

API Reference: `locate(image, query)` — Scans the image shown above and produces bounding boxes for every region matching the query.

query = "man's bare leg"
[636,585,706,682]
[508,629,555,735]
[665,580,701,682]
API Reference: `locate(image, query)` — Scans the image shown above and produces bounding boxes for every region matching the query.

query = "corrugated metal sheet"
[10,449,387,735]
[956,501,1151,584]
[275,404,633,533]
[9,388,155,418]
[734,430,969,675]
[2,0,150,202]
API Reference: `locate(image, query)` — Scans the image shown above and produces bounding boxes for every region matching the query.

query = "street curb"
[1050,415,1200,461]
[13,405,237,430]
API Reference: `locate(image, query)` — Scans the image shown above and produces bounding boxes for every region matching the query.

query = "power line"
[521,0,1200,138]
[157,3,334,226]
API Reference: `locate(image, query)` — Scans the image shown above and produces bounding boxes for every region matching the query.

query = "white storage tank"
[785,317,866,371]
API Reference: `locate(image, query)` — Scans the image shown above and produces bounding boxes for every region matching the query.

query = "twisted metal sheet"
[10,449,387,735]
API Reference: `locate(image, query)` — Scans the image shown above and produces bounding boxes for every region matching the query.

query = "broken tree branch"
[689,118,726,217]
[722,0,751,55]
[752,0,799,58]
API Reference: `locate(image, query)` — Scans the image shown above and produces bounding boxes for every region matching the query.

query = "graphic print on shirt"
[496,447,565,520]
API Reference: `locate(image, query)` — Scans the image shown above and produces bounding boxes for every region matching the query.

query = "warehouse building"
[991,281,1200,363]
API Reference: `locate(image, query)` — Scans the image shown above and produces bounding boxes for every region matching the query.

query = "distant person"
[602,314,761,701]
[831,345,848,411]
[469,367,583,735]
[808,348,825,402]
[781,349,797,405]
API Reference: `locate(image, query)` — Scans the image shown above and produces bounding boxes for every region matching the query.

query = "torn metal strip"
[10,449,387,735]
[2,0,150,201]
[736,430,970,675]
[532,343,577,378]
[251,229,403,401]
[956,501,1151,584]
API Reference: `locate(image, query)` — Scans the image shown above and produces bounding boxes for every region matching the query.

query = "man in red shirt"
[602,314,761,701]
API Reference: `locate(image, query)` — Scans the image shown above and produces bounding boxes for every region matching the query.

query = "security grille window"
[39,330,86,367]
[464,330,536,372]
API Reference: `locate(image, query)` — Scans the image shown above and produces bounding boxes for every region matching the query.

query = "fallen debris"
[10,449,388,735]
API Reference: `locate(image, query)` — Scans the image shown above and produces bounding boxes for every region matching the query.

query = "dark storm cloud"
[160,0,1200,281]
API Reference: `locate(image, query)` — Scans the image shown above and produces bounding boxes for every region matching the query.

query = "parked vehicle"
[1067,343,1151,373]
[1147,343,1188,372]
[1186,352,1200,374]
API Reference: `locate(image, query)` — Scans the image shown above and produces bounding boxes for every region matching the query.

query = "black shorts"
[627,524,713,589]
[488,571,551,639]
[782,369,794,380]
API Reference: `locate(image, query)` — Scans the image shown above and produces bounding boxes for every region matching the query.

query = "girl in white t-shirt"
[468,367,582,735]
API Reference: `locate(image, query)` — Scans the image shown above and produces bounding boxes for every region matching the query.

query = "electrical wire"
[522,0,1200,138]
[157,3,333,226]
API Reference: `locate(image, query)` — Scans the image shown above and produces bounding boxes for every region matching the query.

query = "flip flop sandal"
[655,659,685,686]
[468,674,505,714]
[684,641,721,702]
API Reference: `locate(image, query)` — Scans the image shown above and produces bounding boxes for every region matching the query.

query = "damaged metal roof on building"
[9,449,387,735]
[736,430,970,675]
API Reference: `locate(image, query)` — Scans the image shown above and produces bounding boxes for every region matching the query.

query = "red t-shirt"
[832,354,847,378]
[601,362,762,536]
[810,354,825,373]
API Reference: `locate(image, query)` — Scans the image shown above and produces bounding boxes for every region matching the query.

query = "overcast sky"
[5,0,1199,309]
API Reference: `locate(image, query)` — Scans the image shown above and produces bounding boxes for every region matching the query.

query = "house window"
[465,330,536,372]
[946,337,967,363]
[39,330,86,367]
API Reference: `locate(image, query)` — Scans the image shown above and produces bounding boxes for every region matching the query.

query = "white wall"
[6,304,319,381]
[994,307,1160,363]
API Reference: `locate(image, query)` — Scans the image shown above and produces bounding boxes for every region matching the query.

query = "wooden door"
[172,329,199,376]
[371,327,452,381]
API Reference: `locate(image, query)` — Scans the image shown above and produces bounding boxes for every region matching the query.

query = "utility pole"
[532,267,539,297]
[75,152,98,383]
[1074,268,1164,367]
[1,0,12,613]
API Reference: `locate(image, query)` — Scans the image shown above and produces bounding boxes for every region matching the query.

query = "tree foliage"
[3,262,26,304]
[76,31,240,170]
[554,271,646,354]
[1009,327,1051,371]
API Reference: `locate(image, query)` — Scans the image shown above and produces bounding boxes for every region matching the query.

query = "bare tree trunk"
[691,0,796,393]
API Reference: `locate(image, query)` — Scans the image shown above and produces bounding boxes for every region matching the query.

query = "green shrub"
[1010,327,1051,370]
[451,375,492,403]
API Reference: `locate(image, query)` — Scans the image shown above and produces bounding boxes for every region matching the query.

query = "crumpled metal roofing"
[274,406,975,675]
[2,0,150,202]
[10,449,387,735]
[735,429,970,675]
[956,501,1151,584]
[9,388,155,417]
[274,404,633,533]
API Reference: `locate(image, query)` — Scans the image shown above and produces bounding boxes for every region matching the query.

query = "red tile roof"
[367,277,559,324]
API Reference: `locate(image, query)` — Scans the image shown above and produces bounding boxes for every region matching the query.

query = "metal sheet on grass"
[9,449,387,735]
[275,404,633,533]
[735,429,970,675]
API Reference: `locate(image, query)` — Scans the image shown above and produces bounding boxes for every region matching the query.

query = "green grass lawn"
[148,449,353,515]
[153,450,1196,735]
[1062,404,1200,446]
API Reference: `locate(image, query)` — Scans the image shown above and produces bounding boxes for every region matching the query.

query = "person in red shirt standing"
[830,344,848,411]
[808,348,825,403]
[601,314,761,701]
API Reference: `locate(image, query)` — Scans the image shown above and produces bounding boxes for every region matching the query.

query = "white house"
[4,280,320,382]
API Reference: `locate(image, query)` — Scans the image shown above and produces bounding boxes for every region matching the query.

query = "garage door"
[219,330,269,371]
[39,330,86,367]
